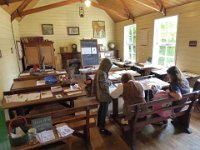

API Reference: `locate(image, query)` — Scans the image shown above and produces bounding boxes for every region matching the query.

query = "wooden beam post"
[153,0,166,16]
[91,1,128,20]
[11,0,32,21]
[119,0,134,21]
[0,0,24,5]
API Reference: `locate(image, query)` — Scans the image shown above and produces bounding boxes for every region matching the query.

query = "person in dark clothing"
[93,58,113,136]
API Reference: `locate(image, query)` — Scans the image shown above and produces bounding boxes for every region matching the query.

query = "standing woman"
[93,58,113,136]
[166,66,190,113]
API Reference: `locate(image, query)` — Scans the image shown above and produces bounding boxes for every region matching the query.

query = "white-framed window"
[124,24,136,62]
[152,16,178,68]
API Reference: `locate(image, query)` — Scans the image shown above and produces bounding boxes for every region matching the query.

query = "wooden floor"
[72,96,200,150]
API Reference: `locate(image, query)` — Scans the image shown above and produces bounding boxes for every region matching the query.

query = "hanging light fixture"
[85,0,91,7]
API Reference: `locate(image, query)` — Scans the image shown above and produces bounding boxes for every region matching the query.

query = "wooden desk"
[2,90,86,110]
[15,70,67,81]
[10,79,72,93]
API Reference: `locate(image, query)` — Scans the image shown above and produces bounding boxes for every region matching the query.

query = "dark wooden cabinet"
[61,52,81,69]
[23,41,55,68]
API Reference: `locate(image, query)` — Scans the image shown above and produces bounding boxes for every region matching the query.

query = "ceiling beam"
[153,0,166,16]
[16,0,80,18]
[91,1,128,20]
[12,0,127,21]
[119,0,134,21]
[0,0,23,5]
[11,0,32,21]
[133,0,166,15]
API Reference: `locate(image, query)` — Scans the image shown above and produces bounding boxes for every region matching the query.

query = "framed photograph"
[16,41,23,59]
[42,24,54,35]
[92,21,106,38]
[67,27,79,35]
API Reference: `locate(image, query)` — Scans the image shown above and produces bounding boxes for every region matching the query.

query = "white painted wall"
[0,8,20,102]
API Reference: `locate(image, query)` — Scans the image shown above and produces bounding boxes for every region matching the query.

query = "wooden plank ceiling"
[0,0,198,22]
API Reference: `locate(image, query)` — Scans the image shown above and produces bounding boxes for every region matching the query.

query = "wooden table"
[16,70,67,81]
[2,89,86,119]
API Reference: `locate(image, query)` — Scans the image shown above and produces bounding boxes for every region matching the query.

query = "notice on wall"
[80,39,99,66]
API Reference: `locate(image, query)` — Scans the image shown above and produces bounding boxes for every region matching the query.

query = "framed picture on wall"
[67,27,79,35]
[42,24,54,35]
[92,21,106,38]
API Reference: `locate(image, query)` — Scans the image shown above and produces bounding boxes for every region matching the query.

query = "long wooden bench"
[122,91,200,150]
[8,100,99,150]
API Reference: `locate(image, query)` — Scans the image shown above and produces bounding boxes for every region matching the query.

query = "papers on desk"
[139,78,169,90]
[36,130,55,143]
[5,94,25,103]
[64,84,82,95]
[56,70,67,74]
[20,72,30,76]
[41,91,53,99]
[28,92,40,101]
[5,92,41,103]
[56,123,74,138]
[114,70,139,76]
[51,86,63,93]
[109,74,121,80]
[36,80,46,86]
[79,68,96,74]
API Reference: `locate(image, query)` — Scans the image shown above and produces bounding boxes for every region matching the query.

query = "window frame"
[124,24,137,62]
[152,15,178,68]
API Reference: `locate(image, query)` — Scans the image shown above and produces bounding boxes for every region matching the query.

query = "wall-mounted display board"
[80,39,99,67]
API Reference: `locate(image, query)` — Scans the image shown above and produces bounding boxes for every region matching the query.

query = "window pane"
[159,46,166,56]
[158,57,165,66]
[166,57,175,67]
[160,33,167,43]
[167,46,175,56]
[161,22,167,30]
[168,22,175,31]
[168,32,176,43]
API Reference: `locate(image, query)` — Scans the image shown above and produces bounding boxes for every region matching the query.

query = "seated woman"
[166,66,190,111]
[110,73,146,117]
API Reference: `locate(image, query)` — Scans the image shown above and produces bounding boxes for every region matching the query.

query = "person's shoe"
[99,129,112,136]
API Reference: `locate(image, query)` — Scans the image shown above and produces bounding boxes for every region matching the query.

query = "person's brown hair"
[167,66,184,83]
[121,73,134,83]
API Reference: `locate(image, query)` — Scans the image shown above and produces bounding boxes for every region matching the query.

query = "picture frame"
[16,41,23,59]
[67,27,79,35]
[92,21,106,38]
[42,24,54,35]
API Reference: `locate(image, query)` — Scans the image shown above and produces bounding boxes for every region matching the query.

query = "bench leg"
[175,112,192,134]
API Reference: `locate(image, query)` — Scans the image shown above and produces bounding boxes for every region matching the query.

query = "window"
[124,24,136,62]
[152,16,178,68]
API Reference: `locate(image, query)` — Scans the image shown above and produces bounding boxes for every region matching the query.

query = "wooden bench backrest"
[126,91,200,130]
